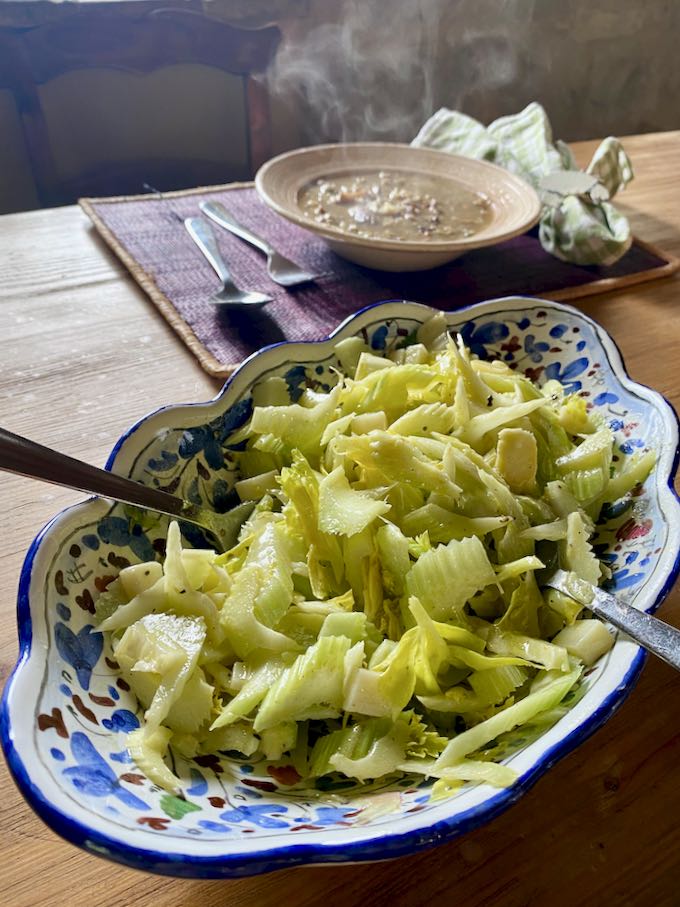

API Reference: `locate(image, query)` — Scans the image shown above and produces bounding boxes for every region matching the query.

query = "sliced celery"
[318,465,391,536]
[433,664,581,769]
[405,535,497,621]
[96,315,655,793]
[468,664,528,705]
[254,635,352,731]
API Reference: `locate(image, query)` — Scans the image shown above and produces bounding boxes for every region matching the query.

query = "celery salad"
[95,315,655,795]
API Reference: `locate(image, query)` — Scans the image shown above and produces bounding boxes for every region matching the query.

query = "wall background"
[1,0,678,214]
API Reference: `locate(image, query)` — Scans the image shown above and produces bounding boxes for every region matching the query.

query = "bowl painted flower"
[2,297,679,879]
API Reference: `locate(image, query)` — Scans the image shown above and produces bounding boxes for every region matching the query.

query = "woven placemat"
[80,183,679,379]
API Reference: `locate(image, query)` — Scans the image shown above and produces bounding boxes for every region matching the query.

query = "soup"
[299,169,492,242]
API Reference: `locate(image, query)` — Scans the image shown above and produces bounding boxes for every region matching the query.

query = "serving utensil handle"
[543,568,680,672]
[588,585,680,672]
[0,426,188,519]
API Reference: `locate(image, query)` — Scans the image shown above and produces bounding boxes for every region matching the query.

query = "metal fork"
[200,200,319,287]
[184,217,272,309]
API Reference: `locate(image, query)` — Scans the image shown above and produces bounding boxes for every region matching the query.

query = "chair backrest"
[5,4,281,206]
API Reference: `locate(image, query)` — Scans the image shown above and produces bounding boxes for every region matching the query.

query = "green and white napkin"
[412,102,634,266]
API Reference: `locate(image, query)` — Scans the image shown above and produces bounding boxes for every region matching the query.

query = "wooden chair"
[5,3,281,206]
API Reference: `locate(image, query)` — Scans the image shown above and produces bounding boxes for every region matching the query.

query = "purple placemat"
[81,185,678,378]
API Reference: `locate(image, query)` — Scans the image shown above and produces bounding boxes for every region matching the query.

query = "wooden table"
[1,132,679,907]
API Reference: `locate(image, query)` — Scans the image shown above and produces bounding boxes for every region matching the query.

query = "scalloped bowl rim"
[2,296,679,878]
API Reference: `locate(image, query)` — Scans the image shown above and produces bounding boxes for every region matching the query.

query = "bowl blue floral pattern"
[2,297,679,878]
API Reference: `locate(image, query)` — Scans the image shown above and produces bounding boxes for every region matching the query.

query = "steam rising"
[268,0,444,144]
[267,0,536,145]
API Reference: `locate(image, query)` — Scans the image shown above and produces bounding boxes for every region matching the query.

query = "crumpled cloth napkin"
[412,102,634,266]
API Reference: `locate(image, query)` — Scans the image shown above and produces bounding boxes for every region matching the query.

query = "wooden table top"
[1,132,679,907]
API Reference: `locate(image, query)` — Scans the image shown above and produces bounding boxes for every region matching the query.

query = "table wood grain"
[1,132,679,907]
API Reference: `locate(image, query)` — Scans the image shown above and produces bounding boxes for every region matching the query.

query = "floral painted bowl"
[2,297,679,879]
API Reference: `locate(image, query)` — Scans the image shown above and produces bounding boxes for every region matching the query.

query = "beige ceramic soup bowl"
[255,143,541,272]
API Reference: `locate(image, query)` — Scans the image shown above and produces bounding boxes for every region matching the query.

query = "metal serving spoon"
[184,216,272,309]
[0,427,253,553]
[541,568,680,672]
[200,200,320,287]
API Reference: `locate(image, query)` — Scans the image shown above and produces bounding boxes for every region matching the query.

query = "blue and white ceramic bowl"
[2,297,679,879]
